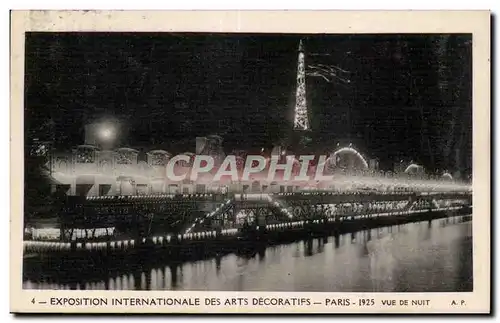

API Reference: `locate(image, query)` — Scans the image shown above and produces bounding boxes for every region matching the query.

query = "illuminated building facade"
[44,40,460,197]
[48,134,411,197]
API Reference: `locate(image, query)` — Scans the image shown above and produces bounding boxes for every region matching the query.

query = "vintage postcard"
[10,10,490,314]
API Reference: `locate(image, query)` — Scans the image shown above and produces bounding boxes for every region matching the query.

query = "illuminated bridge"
[23,186,472,255]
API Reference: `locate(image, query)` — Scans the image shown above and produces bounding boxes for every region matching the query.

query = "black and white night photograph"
[21,31,474,293]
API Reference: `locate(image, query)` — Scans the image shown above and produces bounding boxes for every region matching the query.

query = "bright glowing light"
[330,147,369,169]
[404,163,423,173]
[100,128,112,139]
[442,172,453,180]
[97,123,116,142]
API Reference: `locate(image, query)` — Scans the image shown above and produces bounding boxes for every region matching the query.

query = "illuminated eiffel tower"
[289,39,313,152]
[293,39,310,131]
[278,38,350,155]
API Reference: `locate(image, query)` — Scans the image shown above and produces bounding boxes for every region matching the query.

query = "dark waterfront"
[23,215,472,292]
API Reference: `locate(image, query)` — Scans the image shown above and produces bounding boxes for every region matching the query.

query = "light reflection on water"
[24,215,472,292]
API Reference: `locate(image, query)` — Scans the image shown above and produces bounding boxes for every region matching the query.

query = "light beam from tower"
[293,39,310,131]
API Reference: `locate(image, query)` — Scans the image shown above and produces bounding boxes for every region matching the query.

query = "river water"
[23,215,472,292]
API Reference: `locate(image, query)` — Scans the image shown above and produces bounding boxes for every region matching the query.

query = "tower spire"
[293,39,310,131]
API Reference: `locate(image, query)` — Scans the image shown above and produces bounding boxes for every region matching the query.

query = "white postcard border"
[9,10,491,314]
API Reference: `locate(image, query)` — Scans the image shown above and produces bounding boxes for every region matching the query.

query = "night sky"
[24,33,472,173]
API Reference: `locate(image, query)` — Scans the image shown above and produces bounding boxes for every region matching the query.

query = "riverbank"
[23,212,473,291]
[23,206,471,263]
